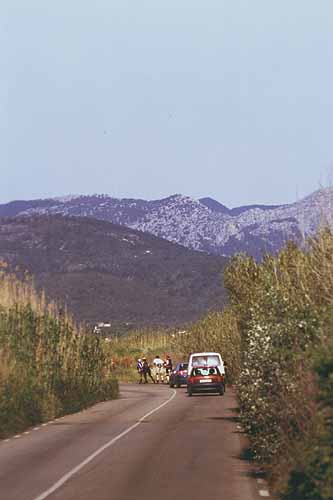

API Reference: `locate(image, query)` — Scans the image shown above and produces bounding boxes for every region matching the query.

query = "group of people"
[136,355,173,384]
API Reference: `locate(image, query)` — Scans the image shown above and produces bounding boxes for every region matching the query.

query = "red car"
[187,366,225,396]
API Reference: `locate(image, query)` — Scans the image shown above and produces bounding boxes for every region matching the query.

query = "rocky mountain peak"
[0,188,331,259]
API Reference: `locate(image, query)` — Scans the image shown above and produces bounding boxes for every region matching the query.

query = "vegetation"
[109,311,241,381]
[107,327,176,382]
[223,231,333,499]
[175,310,241,383]
[107,312,241,384]
[4,220,330,498]
[0,265,118,438]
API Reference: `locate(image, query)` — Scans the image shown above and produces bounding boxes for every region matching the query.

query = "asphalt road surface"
[0,384,270,500]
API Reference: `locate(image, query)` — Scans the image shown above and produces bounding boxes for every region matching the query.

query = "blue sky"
[1,1,332,207]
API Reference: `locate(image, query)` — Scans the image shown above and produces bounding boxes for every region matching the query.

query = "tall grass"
[0,269,118,438]
[223,231,333,499]
[109,311,241,385]
[175,309,241,382]
[107,327,176,382]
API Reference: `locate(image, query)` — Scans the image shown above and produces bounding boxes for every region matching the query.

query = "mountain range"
[0,216,227,328]
[0,188,331,259]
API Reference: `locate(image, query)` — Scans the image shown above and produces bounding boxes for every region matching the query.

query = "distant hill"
[0,188,331,259]
[199,197,283,216]
[199,197,230,214]
[0,199,54,217]
[0,216,227,329]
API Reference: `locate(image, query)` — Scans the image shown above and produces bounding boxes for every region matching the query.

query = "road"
[0,384,269,500]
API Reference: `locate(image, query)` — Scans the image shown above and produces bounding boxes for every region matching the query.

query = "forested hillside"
[0,215,227,328]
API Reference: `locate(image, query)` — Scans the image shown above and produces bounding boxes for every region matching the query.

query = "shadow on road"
[206,406,241,425]
[207,415,240,424]
[237,446,267,480]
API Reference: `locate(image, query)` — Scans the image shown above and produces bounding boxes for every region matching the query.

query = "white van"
[187,352,225,376]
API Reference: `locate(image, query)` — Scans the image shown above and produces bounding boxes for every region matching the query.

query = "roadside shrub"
[281,338,333,500]
[224,232,333,498]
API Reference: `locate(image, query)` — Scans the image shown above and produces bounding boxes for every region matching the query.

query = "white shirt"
[153,357,164,366]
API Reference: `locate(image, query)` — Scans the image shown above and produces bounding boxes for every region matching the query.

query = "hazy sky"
[1,1,333,207]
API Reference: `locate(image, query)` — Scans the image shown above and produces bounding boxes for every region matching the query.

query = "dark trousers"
[143,370,155,383]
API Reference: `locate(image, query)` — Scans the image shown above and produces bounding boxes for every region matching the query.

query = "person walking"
[142,357,155,383]
[153,355,165,383]
[137,358,144,384]
[223,361,228,392]
[164,355,173,384]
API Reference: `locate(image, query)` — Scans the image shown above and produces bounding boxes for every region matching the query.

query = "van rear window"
[192,355,220,366]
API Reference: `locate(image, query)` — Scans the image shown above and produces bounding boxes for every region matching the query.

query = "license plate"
[200,378,212,383]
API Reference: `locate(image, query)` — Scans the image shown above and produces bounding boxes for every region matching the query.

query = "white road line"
[14,435,21,439]
[259,490,270,497]
[33,389,177,500]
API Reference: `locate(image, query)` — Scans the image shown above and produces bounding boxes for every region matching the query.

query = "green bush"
[223,233,333,498]
[281,340,333,500]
